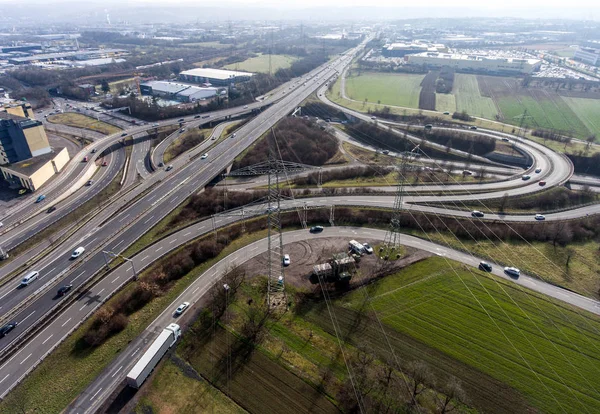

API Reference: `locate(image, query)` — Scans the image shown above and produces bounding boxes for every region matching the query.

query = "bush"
[452,111,474,122]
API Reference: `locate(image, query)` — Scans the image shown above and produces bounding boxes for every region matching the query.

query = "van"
[71,247,85,259]
[20,271,39,287]
[349,240,366,255]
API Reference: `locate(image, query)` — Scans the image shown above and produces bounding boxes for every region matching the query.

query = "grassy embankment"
[47,113,121,135]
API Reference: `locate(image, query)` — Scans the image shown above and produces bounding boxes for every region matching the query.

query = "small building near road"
[179,68,253,86]
[1,147,69,191]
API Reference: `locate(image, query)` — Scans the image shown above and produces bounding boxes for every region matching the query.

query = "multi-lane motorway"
[0,37,598,410]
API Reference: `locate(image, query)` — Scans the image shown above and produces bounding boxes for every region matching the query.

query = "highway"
[67,225,600,413]
[0,37,598,410]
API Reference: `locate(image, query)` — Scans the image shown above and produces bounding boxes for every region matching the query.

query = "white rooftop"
[180,68,253,80]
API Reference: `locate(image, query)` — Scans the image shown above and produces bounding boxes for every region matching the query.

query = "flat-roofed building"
[179,68,253,86]
[574,48,600,66]
[408,52,541,75]
[0,112,51,165]
[1,147,69,191]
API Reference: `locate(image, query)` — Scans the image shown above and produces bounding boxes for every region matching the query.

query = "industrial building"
[179,68,253,86]
[574,48,600,66]
[408,52,542,75]
[381,43,446,58]
[8,49,127,65]
[140,81,220,102]
[0,106,70,191]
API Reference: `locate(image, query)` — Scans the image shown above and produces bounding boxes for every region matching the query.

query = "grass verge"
[47,113,121,135]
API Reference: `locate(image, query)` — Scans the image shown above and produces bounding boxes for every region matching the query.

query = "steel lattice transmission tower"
[226,130,319,308]
[382,147,418,259]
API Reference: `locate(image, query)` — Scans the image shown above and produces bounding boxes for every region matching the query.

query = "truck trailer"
[126,323,181,389]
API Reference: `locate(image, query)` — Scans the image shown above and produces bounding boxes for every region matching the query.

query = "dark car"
[194,115,201,119]
[46,206,56,214]
[57,284,73,297]
[120,132,127,137]
[471,211,484,218]
[478,261,492,272]
[0,322,17,337]
[310,225,324,233]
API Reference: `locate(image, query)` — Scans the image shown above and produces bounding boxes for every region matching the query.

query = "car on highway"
[166,165,173,171]
[178,118,185,122]
[478,261,492,272]
[57,284,73,297]
[158,162,164,167]
[265,206,278,213]
[522,175,531,180]
[501,137,510,142]
[83,156,89,162]
[202,115,211,118]
[310,225,324,233]
[153,123,159,127]
[0,322,17,338]
[382,150,390,155]
[539,181,546,186]
[86,180,94,186]
[200,153,208,159]
[194,115,201,119]
[120,132,128,137]
[371,116,377,120]
[469,126,478,130]
[443,111,450,115]
[362,243,374,254]
[102,161,108,166]
[535,214,546,221]
[231,133,237,138]
[175,302,190,316]
[179,128,186,133]
[424,124,433,130]
[35,195,46,203]
[20,270,39,287]
[471,210,484,218]
[91,148,97,153]
[535,168,542,173]
[244,105,248,109]
[46,206,56,214]
[504,267,520,277]
[282,254,291,266]
[19,189,27,195]
[71,246,85,259]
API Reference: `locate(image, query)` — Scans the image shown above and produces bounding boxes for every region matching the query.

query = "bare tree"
[436,376,467,414]
[406,360,435,406]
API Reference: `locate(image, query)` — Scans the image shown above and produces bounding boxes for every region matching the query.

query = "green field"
[340,257,600,414]
[345,72,423,108]
[224,53,298,73]
[47,113,121,135]
[453,74,499,119]
[561,96,600,137]
[435,92,457,113]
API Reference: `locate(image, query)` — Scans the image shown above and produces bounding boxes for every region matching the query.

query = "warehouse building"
[382,43,446,58]
[179,68,253,86]
[140,81,220,102]
[574,48,600,66]
[408,52,542,75]
[0,109,70,191]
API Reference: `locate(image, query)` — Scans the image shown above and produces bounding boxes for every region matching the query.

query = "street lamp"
[102,250,138,281]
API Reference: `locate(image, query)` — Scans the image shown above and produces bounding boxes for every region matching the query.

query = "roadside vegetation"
[224,53,299,73]
[164,128,209,163]
[47,112,122,135]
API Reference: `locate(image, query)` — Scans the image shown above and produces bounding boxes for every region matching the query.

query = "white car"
[175,302,190,316]
[71,246,85,259]
[0,222,3,228]
[504,267,521,277]
[362,243,374,254]
[282,254,291,266]
[201,153,208,159]
[243,105,248,109]
[535,214,546,221]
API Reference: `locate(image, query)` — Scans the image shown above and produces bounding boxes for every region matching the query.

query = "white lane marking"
[111,276,120,284]
[156,247,163,252]
[98,289,105,295]
[147,195,155,201]
[89,387,103,401]
[0,374,9,384]
[144,215,155,224]
[85,237,98,247]
[79,304,87,311]
[141,256,149,262]
[47,267,56,275]
[250,247,258,252]
[170,196,179,203]
[61,317,72,327]
[170,239,177,244]
[113,240,124,249]
[118,213,130,223]
[192,286,200,294]
[184,232,191,237]
[19,310,36,324]
[111,365,124,378]
[126,267,132,272]
[71,270,86,282]
[20,354,32,365]
[42,334,54,345]
[131,347,141,357]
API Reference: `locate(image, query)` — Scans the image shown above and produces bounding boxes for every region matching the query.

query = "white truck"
[349,240,366,255]
[126,323,181,389]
